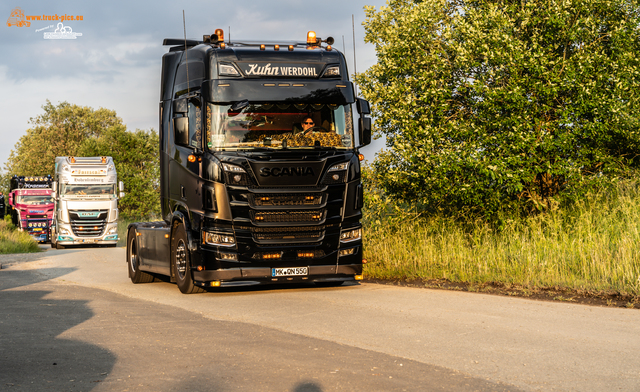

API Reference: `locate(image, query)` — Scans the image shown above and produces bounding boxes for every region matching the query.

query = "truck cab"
[127,30,371,293]
[50,156,123,249]
[7,175,54,243]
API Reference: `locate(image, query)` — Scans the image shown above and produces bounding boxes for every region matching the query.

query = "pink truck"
[7,175,54,243]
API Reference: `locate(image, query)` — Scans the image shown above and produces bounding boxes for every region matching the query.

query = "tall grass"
[0,219,41,254]
[363,180,640,296]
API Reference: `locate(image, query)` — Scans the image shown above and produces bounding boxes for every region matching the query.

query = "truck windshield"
[206,102,354,150]
[61,184,116,197]
[15,195,53,205]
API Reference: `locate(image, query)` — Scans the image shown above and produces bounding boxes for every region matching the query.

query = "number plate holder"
[272,267,308,277]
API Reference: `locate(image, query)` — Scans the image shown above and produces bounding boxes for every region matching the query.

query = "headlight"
[328,162,349,172]
[108,227,118,235]
[222,163,251,185]
[322,162,349,184]
[59,228,70,235]
[340,228,361,243]
[203,231,236,247]
[222,163,246,173]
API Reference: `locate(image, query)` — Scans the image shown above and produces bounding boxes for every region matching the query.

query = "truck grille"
[249,193,323,207]
[250,210,324,224]
[69,210,108,237]
[251,226,325,243]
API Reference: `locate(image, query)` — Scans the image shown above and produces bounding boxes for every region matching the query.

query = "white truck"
[50,156,124,249]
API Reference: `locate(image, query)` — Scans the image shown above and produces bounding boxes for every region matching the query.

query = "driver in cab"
[301,116,315,134]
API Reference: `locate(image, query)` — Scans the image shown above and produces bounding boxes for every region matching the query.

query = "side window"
[173,97,201,149]
[188,99,201,149]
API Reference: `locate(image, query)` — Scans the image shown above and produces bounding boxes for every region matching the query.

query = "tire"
[171,222,204,294]
[55,242,65,250]
[127,229,155,284]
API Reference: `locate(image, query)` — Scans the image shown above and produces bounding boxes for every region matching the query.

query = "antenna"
[352,14,358,96]
[183,10,190,94]
[229,26,231,43]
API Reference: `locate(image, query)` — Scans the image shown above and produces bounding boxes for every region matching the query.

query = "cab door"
[169,96,204,215]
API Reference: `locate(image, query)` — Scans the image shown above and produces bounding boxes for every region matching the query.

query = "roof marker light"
[288,45,294,51]
[221,42,226,49]
[274,45,280,51]
[327,45,332,51]
[260,44,265,50]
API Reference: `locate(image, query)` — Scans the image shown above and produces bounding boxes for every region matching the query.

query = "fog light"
[355,274,364,281]
[218,252,238,261]
[211,281,221,287]
[339,248,356,257]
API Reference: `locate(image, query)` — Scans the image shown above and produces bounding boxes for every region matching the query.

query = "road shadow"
[0,267,116,391]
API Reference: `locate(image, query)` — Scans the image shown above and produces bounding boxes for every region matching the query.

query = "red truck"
[7,175,54,243]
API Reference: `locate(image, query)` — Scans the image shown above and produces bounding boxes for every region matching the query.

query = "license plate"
[32,228,43,232]
[80,239,97,243]
[272,267,308,277]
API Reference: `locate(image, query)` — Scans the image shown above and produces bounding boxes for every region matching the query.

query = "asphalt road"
[1,246,639,391]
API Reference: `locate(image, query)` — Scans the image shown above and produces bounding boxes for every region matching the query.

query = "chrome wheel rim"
[176,239,187,280]
[129,240,138,272]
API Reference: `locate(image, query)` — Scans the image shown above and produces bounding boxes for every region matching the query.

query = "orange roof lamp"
[307,31,334,48]
[214,28,224,42]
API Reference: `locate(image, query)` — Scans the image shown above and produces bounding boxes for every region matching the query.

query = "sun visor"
[202,80,355,105]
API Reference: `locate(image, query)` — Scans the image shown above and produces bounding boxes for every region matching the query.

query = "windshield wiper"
[237,147,276,152]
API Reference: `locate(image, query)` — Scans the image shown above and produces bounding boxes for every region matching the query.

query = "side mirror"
[52,181,57,194]
[358,117,371,147]
[356,98,370,115]
[118,181,124,192]
[119,192,126,199]
[174,117,189,146]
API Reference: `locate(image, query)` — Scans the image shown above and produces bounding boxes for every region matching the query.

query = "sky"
[1,0,388,173]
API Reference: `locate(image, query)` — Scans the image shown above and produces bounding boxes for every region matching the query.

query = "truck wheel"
[127,229,154,284]
[172,223,204,294]
[55,243,65,250]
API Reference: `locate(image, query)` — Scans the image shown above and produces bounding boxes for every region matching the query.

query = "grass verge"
[363,181,640,306]
[0,219,41,254]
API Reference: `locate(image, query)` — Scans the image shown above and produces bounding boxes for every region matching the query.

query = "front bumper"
[191,263,363,288]
[55,222,119,245]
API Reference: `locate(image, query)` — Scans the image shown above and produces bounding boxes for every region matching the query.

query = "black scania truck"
[126,29,371,293]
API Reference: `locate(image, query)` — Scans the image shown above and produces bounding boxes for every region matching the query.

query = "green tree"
[356,0,640,218]
[3,101,160,219]
[4,100,120,177]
